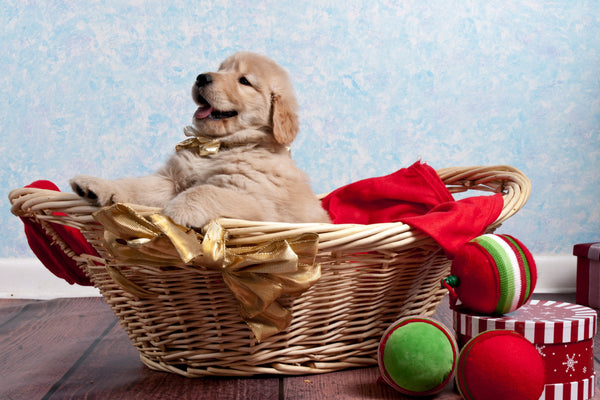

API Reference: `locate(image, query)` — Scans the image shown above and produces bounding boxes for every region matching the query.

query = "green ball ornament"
[378,316,458,396]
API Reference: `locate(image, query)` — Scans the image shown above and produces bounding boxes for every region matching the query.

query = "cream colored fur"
[70,52,330,228]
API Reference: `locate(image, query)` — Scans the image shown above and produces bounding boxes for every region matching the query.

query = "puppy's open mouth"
[194,95,238,121]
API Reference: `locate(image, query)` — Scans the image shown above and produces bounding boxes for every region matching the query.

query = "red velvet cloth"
[20,181,96,286]
[321,161,504,258]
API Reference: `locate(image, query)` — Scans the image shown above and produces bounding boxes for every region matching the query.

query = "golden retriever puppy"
[70,52,330,227]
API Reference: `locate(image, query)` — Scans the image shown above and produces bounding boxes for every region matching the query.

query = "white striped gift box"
[454,300,597,400]
[540,375,595,400]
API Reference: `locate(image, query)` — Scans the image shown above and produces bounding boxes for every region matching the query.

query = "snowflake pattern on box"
[563,353,578,374]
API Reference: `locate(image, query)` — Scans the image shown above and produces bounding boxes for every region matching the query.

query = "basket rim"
[8,164,530,253]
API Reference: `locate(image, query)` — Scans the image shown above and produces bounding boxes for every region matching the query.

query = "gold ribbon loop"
[92,204,320,342]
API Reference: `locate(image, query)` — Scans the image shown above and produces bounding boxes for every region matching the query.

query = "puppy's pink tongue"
[194,105,212,119]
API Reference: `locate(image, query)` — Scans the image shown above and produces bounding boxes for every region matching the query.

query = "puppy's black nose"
[196,74,212,87]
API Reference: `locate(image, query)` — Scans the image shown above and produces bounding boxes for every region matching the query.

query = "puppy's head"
[191,52,299,145]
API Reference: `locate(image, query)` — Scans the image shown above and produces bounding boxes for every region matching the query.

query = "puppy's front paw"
[163,198,210,229]
[70,175,116,206]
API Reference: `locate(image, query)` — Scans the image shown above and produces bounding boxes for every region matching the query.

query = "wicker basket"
[9,165,530,377]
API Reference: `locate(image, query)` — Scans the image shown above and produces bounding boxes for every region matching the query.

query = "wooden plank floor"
[1,293,597,399]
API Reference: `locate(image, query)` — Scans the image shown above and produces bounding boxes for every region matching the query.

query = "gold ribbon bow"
[92,204,320,342]
[175,136,221,156]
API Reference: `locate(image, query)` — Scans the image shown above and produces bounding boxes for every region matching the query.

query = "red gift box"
[574,242,600,308]
[454,300,597,400]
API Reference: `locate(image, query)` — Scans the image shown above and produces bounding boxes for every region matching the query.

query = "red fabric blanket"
[321,161,504,258]
[20,181,95,286]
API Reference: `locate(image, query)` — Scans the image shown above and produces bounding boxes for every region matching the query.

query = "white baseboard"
[0,258,100,299]
[532,255,576,294]
[0,255,576,299]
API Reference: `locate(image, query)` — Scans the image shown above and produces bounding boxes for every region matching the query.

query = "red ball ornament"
[442,234,537,314]
[456,330,545,400]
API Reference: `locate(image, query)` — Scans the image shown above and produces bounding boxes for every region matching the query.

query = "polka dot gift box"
[454,300,597,400]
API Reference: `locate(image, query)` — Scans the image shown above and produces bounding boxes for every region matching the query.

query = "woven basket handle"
[435,165,531,229]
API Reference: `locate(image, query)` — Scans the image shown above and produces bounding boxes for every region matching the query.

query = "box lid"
[573,242,600,261]
[454,300,597,344]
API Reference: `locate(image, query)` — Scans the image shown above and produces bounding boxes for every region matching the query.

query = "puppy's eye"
[238,76,252,86]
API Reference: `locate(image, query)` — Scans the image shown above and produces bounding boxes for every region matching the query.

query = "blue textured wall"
[2,1,599,257]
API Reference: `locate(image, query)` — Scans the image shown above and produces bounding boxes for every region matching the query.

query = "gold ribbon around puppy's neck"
[176,126,222,156]
[92,203,321,342]
[175,136,221,156]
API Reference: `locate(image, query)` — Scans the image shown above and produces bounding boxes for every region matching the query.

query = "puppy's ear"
[271,93,299,145]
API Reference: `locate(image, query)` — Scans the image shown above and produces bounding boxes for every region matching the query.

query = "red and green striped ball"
[449,234,537,315]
